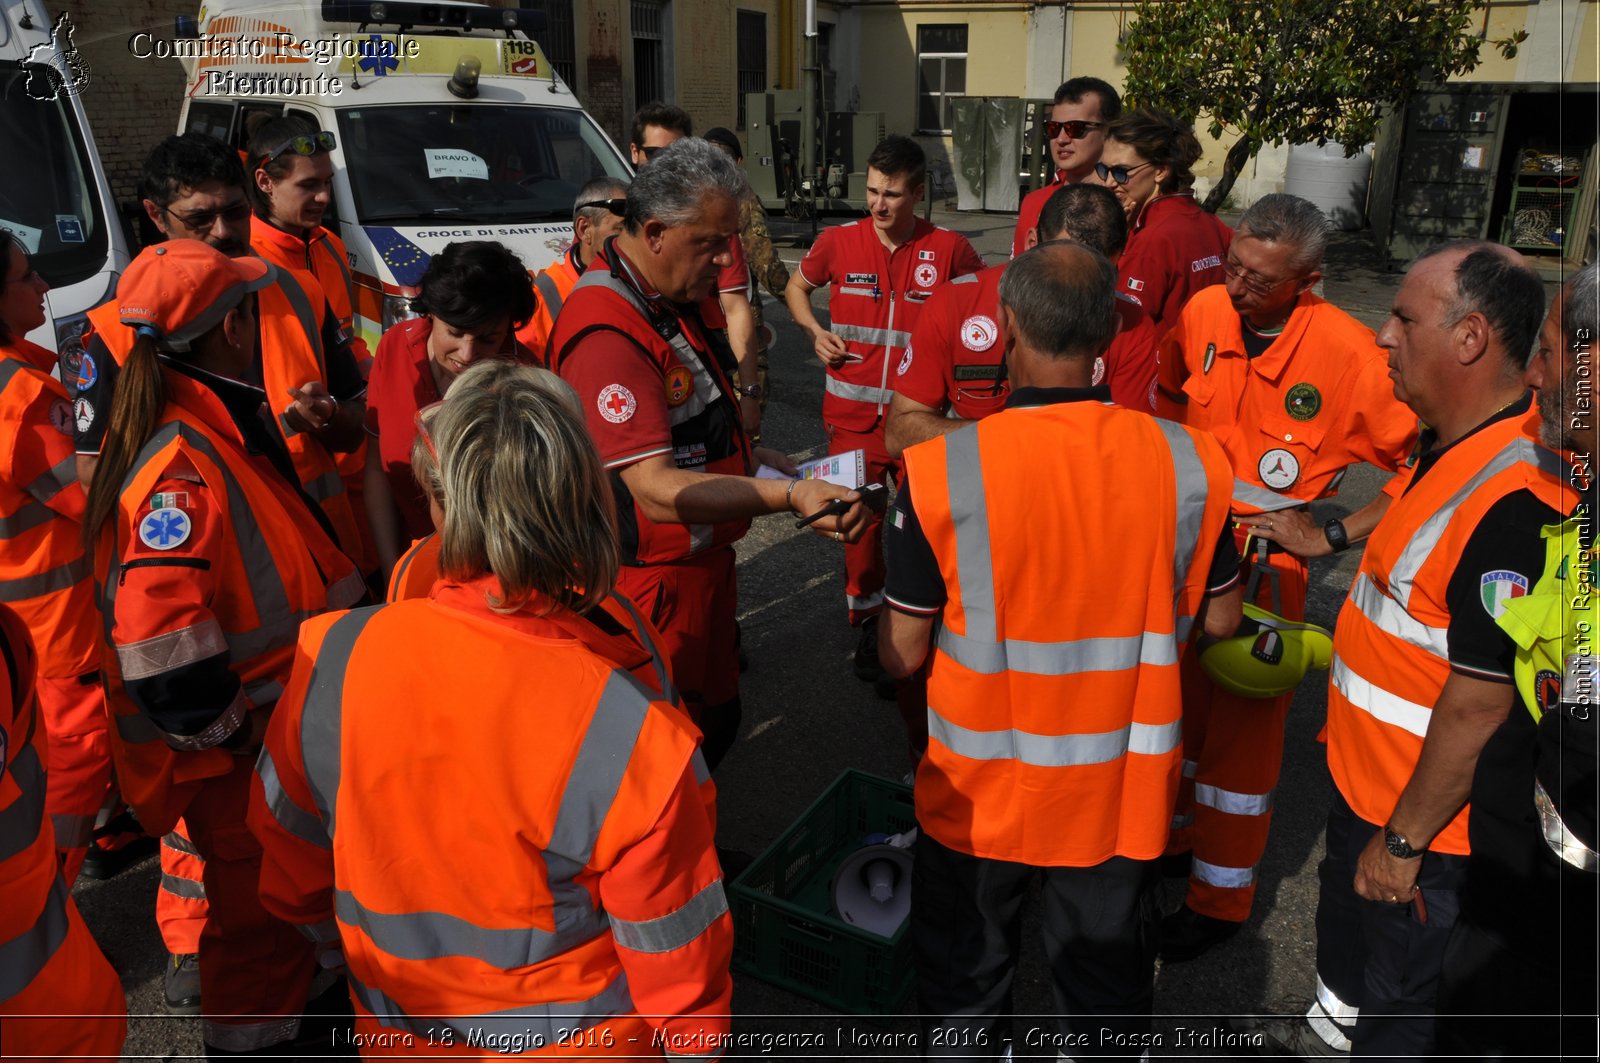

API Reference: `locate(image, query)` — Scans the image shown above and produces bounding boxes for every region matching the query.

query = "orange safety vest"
[0,338,96,678]
[97,370,365,836]
[1325,411,1577,854]
[1155,286,1418,516]
[250,576,730,1055]
[903,401,1234,865]
[385,533,441,603]
[517,247,582,364]
[0,602,126,1057]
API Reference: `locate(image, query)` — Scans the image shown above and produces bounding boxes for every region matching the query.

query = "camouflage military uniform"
[740,192,789,413]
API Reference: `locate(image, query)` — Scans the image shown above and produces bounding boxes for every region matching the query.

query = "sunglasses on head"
[576,197,626,217]
[414,401,444,463]
[263,130,337,165]
[1094,161,1153,186]
[165,198,253,231]
[1044,119,1103,140]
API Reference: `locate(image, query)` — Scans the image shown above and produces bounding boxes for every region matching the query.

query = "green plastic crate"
[729,769,916,1015]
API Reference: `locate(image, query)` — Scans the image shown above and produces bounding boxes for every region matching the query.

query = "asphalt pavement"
[74,209,1427,1060]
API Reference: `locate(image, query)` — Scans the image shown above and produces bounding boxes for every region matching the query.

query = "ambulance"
[173,0,632,350]
[0,0,132,364]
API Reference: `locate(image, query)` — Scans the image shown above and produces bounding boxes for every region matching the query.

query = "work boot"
[1157,905,1241,963]
[164,951,201,1015]
[78,834,157,881]
[1231,1013,1349,1057]
[854,615,883,682]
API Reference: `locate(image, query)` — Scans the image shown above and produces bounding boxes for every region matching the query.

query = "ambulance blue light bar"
[320,2,546,35]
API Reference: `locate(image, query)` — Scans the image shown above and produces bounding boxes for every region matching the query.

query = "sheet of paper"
[755,449,866,489]
[424,148,490,180]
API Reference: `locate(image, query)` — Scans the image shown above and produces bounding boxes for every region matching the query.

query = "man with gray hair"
[880,241,1242,1057]
[518,175,631,353]
[1152,192,1419,962]
[548,137,866,774]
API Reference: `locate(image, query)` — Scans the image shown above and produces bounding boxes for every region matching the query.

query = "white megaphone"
[831,841,914,939]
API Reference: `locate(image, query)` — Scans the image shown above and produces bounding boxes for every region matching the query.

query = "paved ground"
[73,210,1472,1060]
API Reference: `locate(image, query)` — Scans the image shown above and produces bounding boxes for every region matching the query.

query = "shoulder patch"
[598,384,637,424]
[897,347,914,377]
[72,397,94,433]
[1480,570,1530,619]
[663,366,693,407]
[914,263,940,288]
[75,352,97,391]
[960,315,998,352]
[139,506,192,551]
[48,398,74,436]
[1285,382,1322,421]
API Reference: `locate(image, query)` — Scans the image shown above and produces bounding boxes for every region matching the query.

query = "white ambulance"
[173,0,632,350]
[0,0,132,364]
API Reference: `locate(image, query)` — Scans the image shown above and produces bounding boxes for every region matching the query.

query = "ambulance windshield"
[338,104,631,225]
[0,67,110,288]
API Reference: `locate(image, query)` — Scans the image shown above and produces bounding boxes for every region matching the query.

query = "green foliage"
[1121,0,1526,210]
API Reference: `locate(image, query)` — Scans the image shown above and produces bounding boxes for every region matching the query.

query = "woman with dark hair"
[0,234,123,882]
[363,239,537,574]
[1095,108,1232,335]
[83,240,366,1056]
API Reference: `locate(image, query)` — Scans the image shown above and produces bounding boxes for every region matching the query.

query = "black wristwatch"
[738,383,764,399]
[1324,518,1350,553]
[1383,825,1423,859]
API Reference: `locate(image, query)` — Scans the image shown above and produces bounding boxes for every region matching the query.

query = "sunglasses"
[165,198,253,232]
[263,130,337,165]
[1223,256,1298,297]
[413,401,443,463]
[1093,161,1153,186]
[1044,119,1103,140]
[639,145,666,160]
[576,197,626,217]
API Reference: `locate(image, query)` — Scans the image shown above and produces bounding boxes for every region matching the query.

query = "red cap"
[117,242,272,353]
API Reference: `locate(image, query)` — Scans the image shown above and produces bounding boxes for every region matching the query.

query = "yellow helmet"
[1199,603,1334,699]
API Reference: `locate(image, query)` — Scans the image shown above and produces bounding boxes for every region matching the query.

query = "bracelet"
[786,477,800,511]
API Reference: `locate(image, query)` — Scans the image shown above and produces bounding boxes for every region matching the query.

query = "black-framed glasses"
[263,130,337,165]
[1045,119,1103,140]
[164,198,253,232]
[576,197,626,217]
[1222,256,1299,297]
[1093,161,1153,186]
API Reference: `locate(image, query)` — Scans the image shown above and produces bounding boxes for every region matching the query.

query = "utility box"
[950,97,1053,213]
[744,90,882,216]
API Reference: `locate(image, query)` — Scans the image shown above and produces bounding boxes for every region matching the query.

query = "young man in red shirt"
[1011,77,1121,259]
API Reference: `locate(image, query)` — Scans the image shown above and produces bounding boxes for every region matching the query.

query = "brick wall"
[673,0,734,133]
[61,1,192,213]
[583,0,625,144]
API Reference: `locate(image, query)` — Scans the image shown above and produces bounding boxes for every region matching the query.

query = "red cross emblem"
[598,384,637,423]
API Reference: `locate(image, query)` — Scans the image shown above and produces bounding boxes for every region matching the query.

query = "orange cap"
[117,242,273,353]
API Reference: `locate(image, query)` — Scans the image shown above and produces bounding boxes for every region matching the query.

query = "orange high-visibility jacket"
[0,602,126,1060]
[0,338,96,679]
[250,574,732,1056]
[903,401,1234,865]
[97,369,365,836]
[86,265,368,566]
[1325,413,1576,854]
[517,246,581,363]
[1155,286,1418,516]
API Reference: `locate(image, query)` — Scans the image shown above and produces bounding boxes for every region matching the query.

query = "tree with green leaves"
[1120,0,1526,211]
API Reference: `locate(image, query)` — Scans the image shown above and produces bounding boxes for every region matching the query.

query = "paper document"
[754,449,866,490]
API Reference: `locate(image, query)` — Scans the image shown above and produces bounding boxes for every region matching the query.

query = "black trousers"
[1315,791,1468,1061]
[912,832,1160,1061]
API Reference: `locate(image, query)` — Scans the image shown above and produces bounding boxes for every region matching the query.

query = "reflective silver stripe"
[1230,478,1306,514]
[298,918,341,943]
[1535,776,1600,872]
[201,1016,301,1053]
[691,750,710,786]
[325,568,367,611]
[937,627,1182,676]
[116,620,228,681]
[1330,656,1432,737]
[160,687,248,751]
[1347,572,1448,658]
[0,554,88,602]
[833,322,911,348]
[1152,418,1210,590]
[271,265,326,375]
[320,235,355,301]
[688,522,715,553]
[163,830,202,857]
[1191,856,1254,888]
[0,742,45,862]
[824,375,893,405]
[571,270,725,409]
[610,880,728,954]
[300,608,382,838]
[608,591,678,707]
[1182,758,1198,779]
[927,708,1181,766]
[1315,974,1359,1021]
[335,887,608,966]
[846,590,885,612]
[1194,783,1273,817]
[1387,437,1565,609]
[245,679,284,709]
[1307,975,1358,1051]
[534,272,564,323]
[161,871,207,900]
[348,969,633,1049]
[0,874,69,1003]
[50,812,96,849]
[26,455,78,505]
[257,747,331,850]
[1171,811,1194,829]
[0,499,55,540]
[302,470,344,503]
[944,427,995,642]
[837,285,877,297]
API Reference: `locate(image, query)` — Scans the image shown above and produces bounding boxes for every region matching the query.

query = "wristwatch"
[1323,518,1350,553]
[1383,825,1423,859]
[738,383,764,399]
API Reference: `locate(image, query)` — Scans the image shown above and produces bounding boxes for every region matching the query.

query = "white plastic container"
[1284,142,1374,230]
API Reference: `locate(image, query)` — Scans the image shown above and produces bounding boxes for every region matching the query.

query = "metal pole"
[802,0,818,236]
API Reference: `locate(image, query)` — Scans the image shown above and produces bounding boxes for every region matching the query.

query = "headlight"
[53,312,91,387]
[381,292,420,332]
